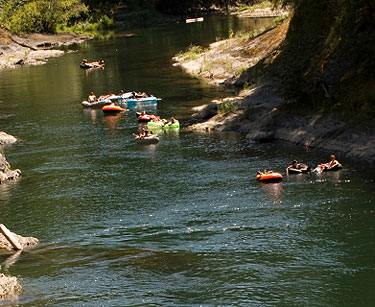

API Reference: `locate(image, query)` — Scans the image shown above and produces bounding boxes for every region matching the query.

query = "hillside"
[174,1,375,163]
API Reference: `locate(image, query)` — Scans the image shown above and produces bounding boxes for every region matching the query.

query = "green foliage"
[265,0,375,118]
[177,44,206,61]
[56,14,114,36]
[228,29,234,39]
[273,15,287,25]
[237,1,273,13]
[218,101,239,114]
[1,0,87,34]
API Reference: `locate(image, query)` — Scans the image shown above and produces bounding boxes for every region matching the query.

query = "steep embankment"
[174,3,375,163]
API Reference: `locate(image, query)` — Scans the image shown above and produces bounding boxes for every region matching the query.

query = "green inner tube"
[166,122,180,129]
[147,121,180,129]
[147,122,163,129]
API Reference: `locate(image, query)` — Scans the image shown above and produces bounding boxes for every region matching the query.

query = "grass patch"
[176,44,207,61]
[273,15,288,25]
[56,15,114,37]
[237,1,273,13]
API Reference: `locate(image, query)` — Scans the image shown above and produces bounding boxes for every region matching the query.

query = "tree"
[2,0,87,33]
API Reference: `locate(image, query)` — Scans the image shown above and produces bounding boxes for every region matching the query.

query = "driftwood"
[0,224,23,251]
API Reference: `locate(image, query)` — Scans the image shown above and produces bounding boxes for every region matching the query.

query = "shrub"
[218,101,239,114]
[4,0,87,34]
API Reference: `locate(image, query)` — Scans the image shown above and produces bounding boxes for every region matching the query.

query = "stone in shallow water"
[0,273,22,301]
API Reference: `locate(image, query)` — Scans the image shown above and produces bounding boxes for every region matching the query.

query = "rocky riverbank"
[175,17,375,163]
[0,28,90,69]
[0,274,21,301]
[0,132,21,183]
[0,225,39,301]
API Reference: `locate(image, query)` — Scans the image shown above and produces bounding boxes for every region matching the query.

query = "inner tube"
[256,171,283,182]
[165,121,180,129]
[288,166,311,174]
[147,121,164,129]
[102,104,126,113]
[81,99,111,108]
[324,163,343,171]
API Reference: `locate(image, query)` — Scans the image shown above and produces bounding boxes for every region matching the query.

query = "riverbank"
[0,28,90,70]
[0,225,39,301]
[175,17,375,163]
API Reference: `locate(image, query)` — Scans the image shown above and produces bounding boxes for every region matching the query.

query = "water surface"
[0,15,374,306]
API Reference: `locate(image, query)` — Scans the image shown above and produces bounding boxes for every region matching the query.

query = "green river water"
[0,15,374,306]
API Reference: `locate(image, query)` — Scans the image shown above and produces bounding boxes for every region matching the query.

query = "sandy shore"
[0,29,91,69]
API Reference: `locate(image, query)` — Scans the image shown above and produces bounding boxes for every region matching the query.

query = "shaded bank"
[185,83,375,163]
[174,8,375,163]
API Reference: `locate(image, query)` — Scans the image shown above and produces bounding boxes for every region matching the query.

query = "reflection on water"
[260,182,283,204]
[315,169,343,182]
[1,250,22,271]
[103,112,125,131]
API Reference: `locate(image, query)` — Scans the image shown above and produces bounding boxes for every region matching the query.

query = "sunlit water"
[0,15,374,306]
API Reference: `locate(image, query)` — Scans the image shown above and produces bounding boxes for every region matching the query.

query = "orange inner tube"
[256,172,283,181]
[102,104,124,112]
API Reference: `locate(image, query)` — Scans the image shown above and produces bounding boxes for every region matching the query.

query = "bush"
[218,101,239,114]
[3,0,87,34]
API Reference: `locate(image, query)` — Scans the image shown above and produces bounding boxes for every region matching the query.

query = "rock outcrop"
[185,83,375,163]
[0,153,21,183]
[0,226,38,301]
[0,231,39,251]
[0,274,21,301]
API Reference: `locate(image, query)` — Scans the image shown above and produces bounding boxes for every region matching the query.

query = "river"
[0,15,375,306]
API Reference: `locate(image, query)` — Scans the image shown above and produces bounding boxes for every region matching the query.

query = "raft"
[256,171,283,182]
[124,96,159,104]
[288,168,308,174]
[287,164,311,174]
[80,62,104,69]
[314,163,343,173]
[186,17,204,23]
[120,92,133,99]
[81,99,111,108]
[102,103,127,113]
